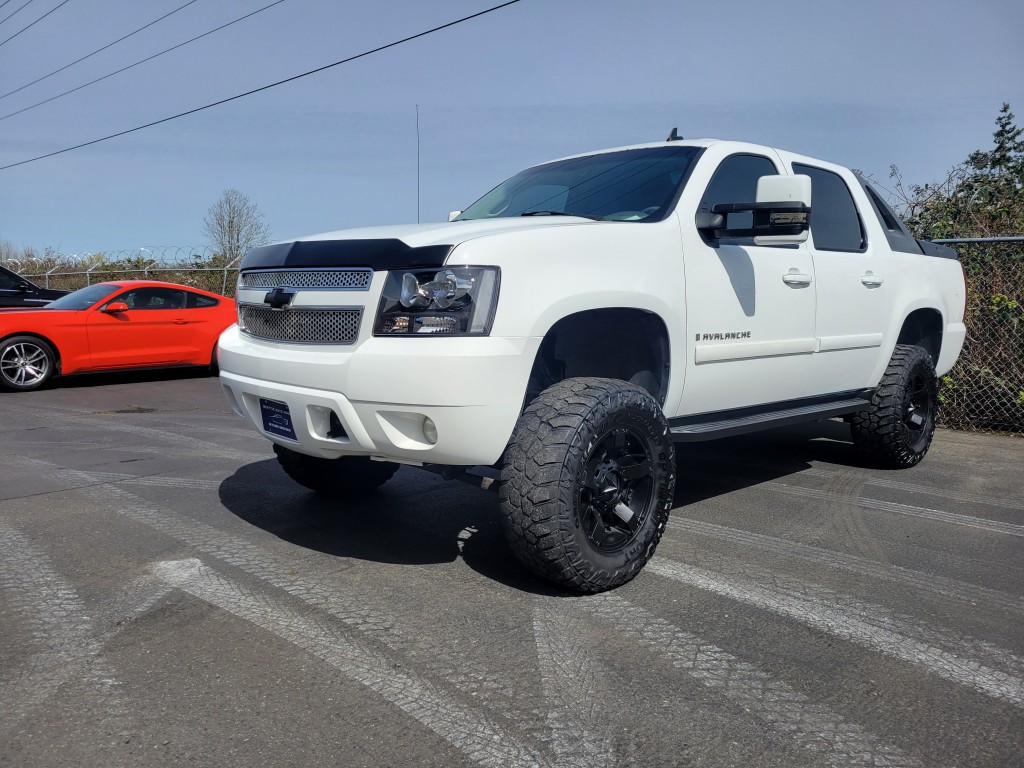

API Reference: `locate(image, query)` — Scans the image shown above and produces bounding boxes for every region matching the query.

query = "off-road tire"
[274,444,399,496]
[850,344,938,469]
[499,377,675,593]
[0,335,56,392]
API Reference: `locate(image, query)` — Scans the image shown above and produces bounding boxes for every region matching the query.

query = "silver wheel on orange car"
[0,336,56,392]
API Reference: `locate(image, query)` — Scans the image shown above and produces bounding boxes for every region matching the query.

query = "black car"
[0,265,68,308]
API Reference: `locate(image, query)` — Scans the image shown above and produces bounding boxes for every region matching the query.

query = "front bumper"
[218,325,539,466]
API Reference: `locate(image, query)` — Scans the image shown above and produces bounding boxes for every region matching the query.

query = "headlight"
[374,266,499,336]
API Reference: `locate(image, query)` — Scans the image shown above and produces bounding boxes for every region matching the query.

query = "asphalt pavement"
[1,370,1022,768]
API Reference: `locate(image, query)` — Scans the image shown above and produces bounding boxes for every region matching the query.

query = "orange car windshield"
[45,284,122,310]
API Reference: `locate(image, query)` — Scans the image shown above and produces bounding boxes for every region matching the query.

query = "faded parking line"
[670,517,1024,616]
[0,521,124,726]
[580,593,922,768]
[152,558,546,768]
[649,558,1024,707]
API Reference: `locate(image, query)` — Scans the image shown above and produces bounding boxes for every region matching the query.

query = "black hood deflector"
[241,239,453,272]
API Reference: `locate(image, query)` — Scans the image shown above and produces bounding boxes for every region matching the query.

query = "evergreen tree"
[893,103,1024,240]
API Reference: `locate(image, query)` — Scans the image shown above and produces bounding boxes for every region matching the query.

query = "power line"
[0,0,36,26]
[0,0,73,48]
[0,0,523,171]
[0,0,284,121]
[1,0,200,101]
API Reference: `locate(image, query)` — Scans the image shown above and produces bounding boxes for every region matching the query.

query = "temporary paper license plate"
[259,398,298,441]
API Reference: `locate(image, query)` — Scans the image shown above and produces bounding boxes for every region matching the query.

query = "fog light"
[422,417,438,445]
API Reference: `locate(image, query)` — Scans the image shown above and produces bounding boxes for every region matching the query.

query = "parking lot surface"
[1,371,1023,768]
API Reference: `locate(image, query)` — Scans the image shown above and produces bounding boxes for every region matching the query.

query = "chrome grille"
[240,269,372,290]
[238,305,362,344]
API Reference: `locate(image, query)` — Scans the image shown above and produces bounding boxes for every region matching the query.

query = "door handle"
[782,272,812,286]
[173,319,188,325]
[860,272,885,287]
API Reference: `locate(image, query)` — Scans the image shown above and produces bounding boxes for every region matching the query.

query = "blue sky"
[1,0,1022,256]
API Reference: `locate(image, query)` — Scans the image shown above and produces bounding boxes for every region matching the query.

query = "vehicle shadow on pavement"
[217,419,864,594]
[54,366,214,389]
[217,458,544,590]
[673,419,865,504]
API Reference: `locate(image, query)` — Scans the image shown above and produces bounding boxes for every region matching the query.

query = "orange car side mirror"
[104,302,129,313]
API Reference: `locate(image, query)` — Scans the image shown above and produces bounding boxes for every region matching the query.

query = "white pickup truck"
[217,136,966,592]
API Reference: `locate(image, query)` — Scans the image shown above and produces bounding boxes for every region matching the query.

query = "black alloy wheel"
[901,365,936,452]
[577,427,656,552]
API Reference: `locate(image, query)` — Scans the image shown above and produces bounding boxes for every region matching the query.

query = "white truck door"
[791,162,889,395]
[674,149,817,416]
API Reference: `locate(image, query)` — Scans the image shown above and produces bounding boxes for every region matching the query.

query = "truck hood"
[240,217,596,272]
[295,217,592,249]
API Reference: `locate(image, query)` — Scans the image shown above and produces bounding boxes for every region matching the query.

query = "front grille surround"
[238,303,363,345]
[239,268,373,290]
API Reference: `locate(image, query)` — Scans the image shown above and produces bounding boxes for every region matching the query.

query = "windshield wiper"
[520,210,602,221]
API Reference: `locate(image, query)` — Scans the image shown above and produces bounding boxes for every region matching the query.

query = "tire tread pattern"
[499,377,675,593]
[850,344,938,469]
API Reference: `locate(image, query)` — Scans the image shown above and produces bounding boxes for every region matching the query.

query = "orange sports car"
[0,280,237,392]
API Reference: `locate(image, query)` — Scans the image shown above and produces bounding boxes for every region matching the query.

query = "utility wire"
[0,0,283,120]
[1,0,200,101]
[0,0,35,26]
[0,0,522,171]
[0,0,73,48]
[0,0,13,9]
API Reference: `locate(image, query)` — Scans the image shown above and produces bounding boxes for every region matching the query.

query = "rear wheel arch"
[896,308,943,365]
[523,308,671,410]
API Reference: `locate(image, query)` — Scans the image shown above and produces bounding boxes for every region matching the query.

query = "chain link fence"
[936,238,1023,436]
[11,246,241,297]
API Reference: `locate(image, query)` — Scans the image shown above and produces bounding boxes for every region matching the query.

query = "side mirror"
[16,282,31,293]
[697,174,812,245]
[103,302,129,313]
[448,210,462,222]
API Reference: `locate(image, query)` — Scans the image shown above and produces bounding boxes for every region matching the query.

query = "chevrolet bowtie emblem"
[264,287,296,309]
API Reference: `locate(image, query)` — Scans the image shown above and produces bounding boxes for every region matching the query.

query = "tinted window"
[698,154,778,232]
[458,146,701,222]
[0,270,19,290]
[859,180,924,254]
[864,183,901,231]
[793,163,864,252]
[117,287,187,310]
[188,292,220,308]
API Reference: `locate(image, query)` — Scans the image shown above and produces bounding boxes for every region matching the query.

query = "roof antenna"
[666,127,682,142]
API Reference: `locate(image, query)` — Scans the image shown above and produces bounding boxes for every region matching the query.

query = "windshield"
[457,146,701,222]
[45,284,121,310]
